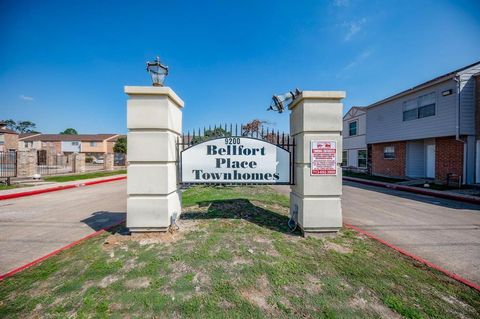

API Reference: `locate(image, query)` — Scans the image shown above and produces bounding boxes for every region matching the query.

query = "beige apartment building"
[0,122,19,152]
[18,133,121,159]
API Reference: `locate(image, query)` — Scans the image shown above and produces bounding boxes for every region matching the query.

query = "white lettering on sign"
[181,137,290,183]
[311,140,337,176]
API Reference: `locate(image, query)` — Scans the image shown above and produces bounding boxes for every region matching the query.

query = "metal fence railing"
[114,153,126,166]
[37,152,73,176]
[0,151,17,178]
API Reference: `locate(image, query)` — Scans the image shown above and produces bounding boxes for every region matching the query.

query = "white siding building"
[342,106,367,171]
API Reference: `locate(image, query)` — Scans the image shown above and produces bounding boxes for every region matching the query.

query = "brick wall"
[435,136,464,183]
[4,133,18,150]
[371,141,406,178]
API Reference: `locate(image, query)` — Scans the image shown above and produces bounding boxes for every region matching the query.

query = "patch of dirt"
[218,299,235,310]
[324,241,353,254]
[103,220,199,250]
[303,274,323,294]
[124,277,150,289]
[192,271,211,293]
[440,295,477,317]
[349,287,402,319]
[240,275,278,315]
[98,274,121,288]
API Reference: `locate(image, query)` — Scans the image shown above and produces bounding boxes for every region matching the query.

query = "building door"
[406,140,425,178]
[426,143,435,179]
[476,140,480,183]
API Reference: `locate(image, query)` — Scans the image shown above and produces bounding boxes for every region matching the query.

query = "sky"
[1,0,479,134]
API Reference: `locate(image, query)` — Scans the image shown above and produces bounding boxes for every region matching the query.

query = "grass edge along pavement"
[1,185,479,318]
[43,169,127,183]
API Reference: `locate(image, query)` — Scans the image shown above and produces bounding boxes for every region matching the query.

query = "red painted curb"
[344,223,480,292]
[0,176,127,201]
[343,177,480,205]
[0,219,126,281]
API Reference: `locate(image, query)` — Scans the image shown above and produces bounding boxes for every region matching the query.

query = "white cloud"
[340,49,373,74]
[333,0,350,7]
[343,18,366,41]
[19,95,34,101]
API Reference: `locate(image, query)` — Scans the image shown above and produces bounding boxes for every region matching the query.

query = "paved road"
[0,181,126,274]
[341,181,480,284]
[274,182,480,284]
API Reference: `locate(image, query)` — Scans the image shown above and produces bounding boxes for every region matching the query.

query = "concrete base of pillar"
[129,228,169,233]
[300,227,340,238]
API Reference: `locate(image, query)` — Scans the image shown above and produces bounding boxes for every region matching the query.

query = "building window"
[342,150,348,166]
[383,146,395,159]
[90,142,97,147]
[72,141,79,146]
[24,141,30,148]
[403,92,436,121]
[348,121,357,136]
[358,150,367,168]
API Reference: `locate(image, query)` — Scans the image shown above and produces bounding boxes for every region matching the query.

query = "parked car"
[93,157,104,164]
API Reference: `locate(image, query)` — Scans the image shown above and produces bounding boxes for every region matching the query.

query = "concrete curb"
[0,176,127,201]
[0,219,126,281]
[344,223,480,292]
[343,177,480,205]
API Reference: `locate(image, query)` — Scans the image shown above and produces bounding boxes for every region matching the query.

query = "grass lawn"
[343,171,406,184]
[1,186,479,318]
[43,170,127,183]
[0,184,24,191]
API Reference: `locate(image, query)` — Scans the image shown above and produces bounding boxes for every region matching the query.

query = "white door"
[426,143,435,178]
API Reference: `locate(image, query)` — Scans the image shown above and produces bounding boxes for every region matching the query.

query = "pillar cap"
[124,86,184,108]
[289,91,346,110]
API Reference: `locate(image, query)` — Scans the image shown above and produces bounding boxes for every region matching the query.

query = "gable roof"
[0,128,18,135]
[343,106,366,120]
[366,60,480,109]
[20,134,119,142]
[19,132,41,139]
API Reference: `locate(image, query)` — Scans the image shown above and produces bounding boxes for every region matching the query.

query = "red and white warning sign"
[311,140,337,176]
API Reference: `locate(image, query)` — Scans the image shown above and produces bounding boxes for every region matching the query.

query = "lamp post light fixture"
[146,56,169,86]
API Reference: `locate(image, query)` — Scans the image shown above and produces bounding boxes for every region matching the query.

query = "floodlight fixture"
[268,88,302,113]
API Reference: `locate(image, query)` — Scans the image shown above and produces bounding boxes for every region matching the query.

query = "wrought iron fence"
[114,153,126,166]
[85,154,105,172]
[37,151,73,176]
[0,151,17,178]
[177,123,295,185]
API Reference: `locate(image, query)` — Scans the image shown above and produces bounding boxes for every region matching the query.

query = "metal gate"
[0,151,17,178]
[37,151,73,176]
[177,123,295,185]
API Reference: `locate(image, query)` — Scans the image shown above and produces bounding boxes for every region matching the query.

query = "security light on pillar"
[146,56,169,86]
[268,88,301,113]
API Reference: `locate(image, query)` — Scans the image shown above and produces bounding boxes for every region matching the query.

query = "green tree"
[113,136,127,153]
[191,127,231,144]
[3,119,17,131]
[15,121,37,133]
[60,128,78,135]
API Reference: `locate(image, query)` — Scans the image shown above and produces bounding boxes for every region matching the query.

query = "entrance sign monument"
[125,85,345,236]
[181,137,290,184]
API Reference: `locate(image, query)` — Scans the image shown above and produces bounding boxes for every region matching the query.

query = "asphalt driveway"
[341,180,480,285]
[0,180,126,275]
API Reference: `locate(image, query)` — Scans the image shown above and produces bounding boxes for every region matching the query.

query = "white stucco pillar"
[125,86,184,232]
[289,91,345,236]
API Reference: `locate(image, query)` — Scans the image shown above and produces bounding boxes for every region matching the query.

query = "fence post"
[73,153,86,173]
[289,91,345,237]
[104,153,114,171]
[16,150,37,178]
[125,86,184,233]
